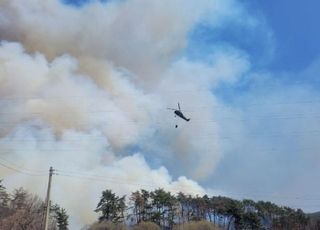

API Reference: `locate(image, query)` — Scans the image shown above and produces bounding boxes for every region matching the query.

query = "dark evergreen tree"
[176,192,188,223]
[240,211,261,230]
[95,189,126,223]
[150,188,177,228]
[0,180,9,207]
[55,207,69,230]
[0,180,10,219]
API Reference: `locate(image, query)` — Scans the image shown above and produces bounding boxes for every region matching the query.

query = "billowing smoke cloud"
[0,0,251,227]
[209,61,320,212]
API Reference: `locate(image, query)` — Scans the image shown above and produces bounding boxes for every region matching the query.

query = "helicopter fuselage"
[174,110,190,121]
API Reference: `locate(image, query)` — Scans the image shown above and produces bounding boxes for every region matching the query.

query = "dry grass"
[132,221,161,230]
[89,221,127,230]
[173,221,221,230]
[88,220,220,230]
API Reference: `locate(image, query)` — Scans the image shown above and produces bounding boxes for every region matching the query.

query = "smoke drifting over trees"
[0,0,244,226]
[1,0,320,228]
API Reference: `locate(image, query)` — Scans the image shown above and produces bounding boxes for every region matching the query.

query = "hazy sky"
[1,0,320,228]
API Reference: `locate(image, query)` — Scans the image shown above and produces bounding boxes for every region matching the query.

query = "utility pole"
[44,166,54,230]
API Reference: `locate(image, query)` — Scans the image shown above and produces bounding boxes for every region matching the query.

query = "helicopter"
[168,103,190,128]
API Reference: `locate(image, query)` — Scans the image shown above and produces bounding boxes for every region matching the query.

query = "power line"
[1,159,320,203]
[0,142,318,150]
[1,78,320,101]
[0,159,47,176]
[55,169,318,200]
[0,156,47,173]
[225,192,320,201]
[54,168,210,195]
[0,145,318,154]
[0,89,215,101]
[56,172,160,189]
[1,129,320,144]
[54,169,320,202]
[1,98,320,115]
[1,113,320,125]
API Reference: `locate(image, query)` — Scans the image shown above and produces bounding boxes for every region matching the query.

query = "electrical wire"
[55,172,205,195]
[1,158,320,205]
[1,79,320,101]
[1,97,320,115]
[1,113,320,125]
[1,129,320,144]
[53,169,320,202]
[0,158,47,176]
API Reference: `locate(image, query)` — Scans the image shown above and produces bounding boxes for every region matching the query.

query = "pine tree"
[0,180,10,219]
[0,180,9,208]
[95,189,126,223]
[55,207,69,230]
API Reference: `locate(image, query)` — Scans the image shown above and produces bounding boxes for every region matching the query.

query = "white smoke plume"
[0,0,250,227]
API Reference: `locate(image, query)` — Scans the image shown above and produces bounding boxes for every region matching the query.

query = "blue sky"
[254,0,320,71]
[188,0,320,72]
[63,0,108,6]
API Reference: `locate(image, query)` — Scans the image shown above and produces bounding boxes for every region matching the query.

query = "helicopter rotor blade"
[178,103,181,111]
[167,108,176,111]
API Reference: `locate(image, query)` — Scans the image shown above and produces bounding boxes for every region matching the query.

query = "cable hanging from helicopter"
[167,103,190,128]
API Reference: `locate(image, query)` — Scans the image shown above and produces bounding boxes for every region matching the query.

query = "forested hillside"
[1,179,319,230]
[88,188,315,230]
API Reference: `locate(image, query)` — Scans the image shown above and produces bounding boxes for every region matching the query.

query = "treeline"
[91,188,314,230]
[1,179,318,230]
[0,180,68,230]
